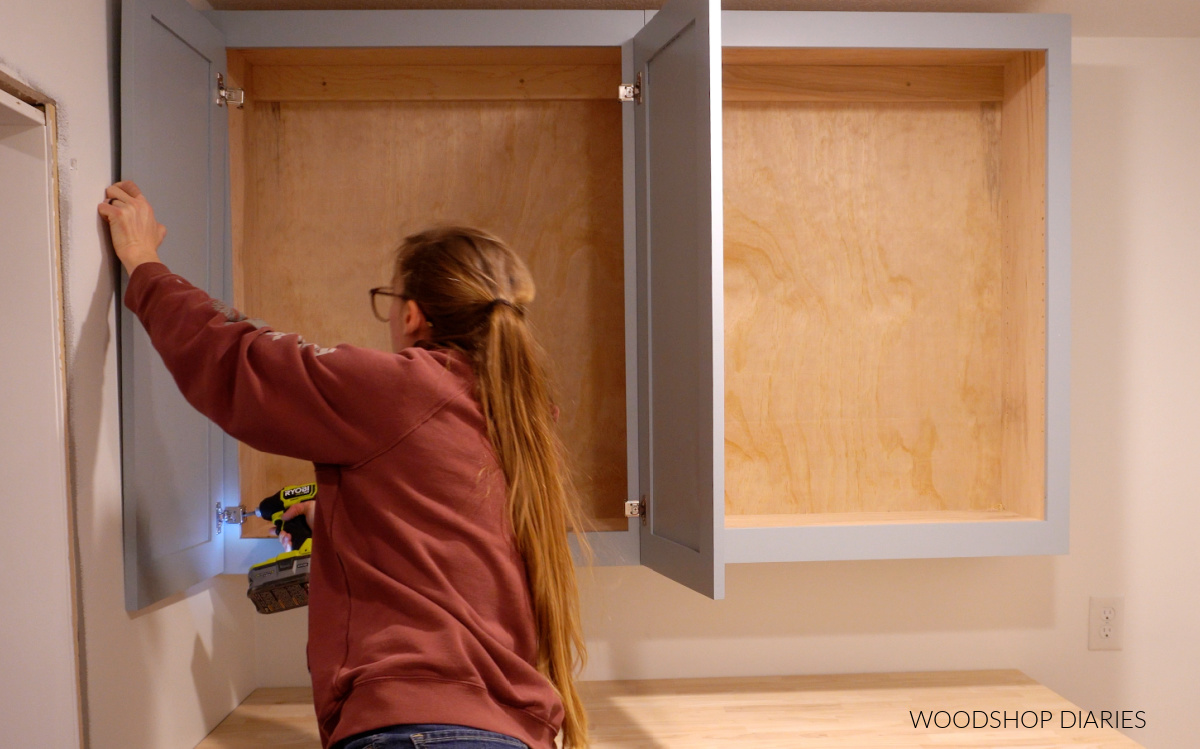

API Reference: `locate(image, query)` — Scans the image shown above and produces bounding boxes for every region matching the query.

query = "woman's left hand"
[277,499,317,552]
[98,180,167,274]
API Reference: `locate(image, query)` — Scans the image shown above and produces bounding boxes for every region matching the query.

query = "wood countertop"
[196,670,1145,748]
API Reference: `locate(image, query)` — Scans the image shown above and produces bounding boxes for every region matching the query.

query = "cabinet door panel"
[633,0,724,599]
[120,0,228,610]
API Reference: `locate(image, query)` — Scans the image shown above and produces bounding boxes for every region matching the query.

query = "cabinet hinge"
[618,72,642,104]
[216,73,244,109]
[216,502,252,533]
[624,496,647,525]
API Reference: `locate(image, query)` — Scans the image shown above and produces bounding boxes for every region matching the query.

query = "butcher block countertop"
[196,670,1145,748]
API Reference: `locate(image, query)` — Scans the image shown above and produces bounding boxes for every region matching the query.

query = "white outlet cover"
[1089,596,1124,651]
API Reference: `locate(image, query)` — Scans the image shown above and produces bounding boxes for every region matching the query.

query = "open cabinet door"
[633,0,725,599]
[120,0,229,610]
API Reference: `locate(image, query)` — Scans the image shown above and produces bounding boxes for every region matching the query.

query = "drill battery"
[247,542,312,614]
[246,483,316,615]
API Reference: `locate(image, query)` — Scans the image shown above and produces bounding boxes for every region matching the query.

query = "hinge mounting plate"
[217,73,244,109]
[618,72,643,104]
[216,502,251,533]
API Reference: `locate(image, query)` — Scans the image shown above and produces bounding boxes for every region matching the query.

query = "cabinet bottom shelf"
[726,509,1034,529]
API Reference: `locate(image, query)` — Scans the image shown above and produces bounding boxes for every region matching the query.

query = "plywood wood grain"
[582,671,1145,748]
[229,50,313,539]
[238,47,621,67]
[724,99,1005,518]
[723,47,1023,67]
[253,63,620,102]
[195,672,1145,748]
[999,51,1048,520]
[724,508,1030,529]
[233,50,627,532]
[724,49,1049,526]
[725,64,1006,103]
[228,50,249,327]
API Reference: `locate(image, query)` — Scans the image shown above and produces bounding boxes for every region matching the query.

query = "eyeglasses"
[369,287,404,322]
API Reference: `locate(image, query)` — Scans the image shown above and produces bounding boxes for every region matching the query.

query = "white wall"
[0,2,257,748]
[0,85,81,749]
[1067,35,1200,748]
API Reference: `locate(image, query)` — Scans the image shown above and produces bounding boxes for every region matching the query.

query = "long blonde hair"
[394,226,590,748]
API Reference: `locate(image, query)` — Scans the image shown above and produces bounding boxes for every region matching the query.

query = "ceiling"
[191,0,1200,38]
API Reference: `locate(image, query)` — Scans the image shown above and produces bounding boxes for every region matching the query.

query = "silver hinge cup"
[216,73,245,109]
[618,72,643,104]
[624,496,647,525]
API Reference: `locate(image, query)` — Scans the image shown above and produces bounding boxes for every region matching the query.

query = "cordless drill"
[244,483,316,614]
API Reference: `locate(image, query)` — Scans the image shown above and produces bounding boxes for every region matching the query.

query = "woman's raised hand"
[98,180,167,274]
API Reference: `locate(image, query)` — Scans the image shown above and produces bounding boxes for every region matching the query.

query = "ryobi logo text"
[282,484,317,501]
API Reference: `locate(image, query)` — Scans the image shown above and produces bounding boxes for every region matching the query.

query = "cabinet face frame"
[205,9,649,571]
[126,7,1069,603]
[720,11,1071,563]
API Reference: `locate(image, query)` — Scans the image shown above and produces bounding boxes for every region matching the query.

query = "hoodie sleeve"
[124,262,464,466]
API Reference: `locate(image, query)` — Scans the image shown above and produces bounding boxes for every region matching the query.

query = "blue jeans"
[334,724,529,749]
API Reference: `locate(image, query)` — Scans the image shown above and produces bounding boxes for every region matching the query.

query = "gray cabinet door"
[633,0,725,599]
[120,0,229,610]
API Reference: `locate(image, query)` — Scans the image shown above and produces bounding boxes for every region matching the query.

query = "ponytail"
[479,303,590,749]
[395,227,591,748]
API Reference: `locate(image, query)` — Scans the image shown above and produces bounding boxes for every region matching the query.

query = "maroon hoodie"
[126,263,563,749]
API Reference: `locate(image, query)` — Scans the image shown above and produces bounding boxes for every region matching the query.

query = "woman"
[100,181,589,749]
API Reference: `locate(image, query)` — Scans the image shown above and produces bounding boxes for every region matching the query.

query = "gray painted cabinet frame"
[120,0,1069,608]
[720,12,1071,565]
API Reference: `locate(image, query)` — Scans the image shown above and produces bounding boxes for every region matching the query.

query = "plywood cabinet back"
[998,51,1048,521]
[229,48,628,537]
[723,49,1047,526]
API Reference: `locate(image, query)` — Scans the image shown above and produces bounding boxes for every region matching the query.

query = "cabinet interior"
[228,47,629,538]
[723,48,1048,528]
[227,44,1049,540]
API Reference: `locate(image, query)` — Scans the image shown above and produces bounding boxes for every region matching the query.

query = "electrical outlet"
[1089,596,1123,651]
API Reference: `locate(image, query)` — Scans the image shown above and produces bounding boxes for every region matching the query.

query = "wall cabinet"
[120,0,1069,608]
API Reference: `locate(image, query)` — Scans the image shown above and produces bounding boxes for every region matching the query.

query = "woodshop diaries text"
[909,710,1147,729]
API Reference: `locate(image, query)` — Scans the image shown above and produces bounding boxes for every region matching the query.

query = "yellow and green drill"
[236,484,316,614]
